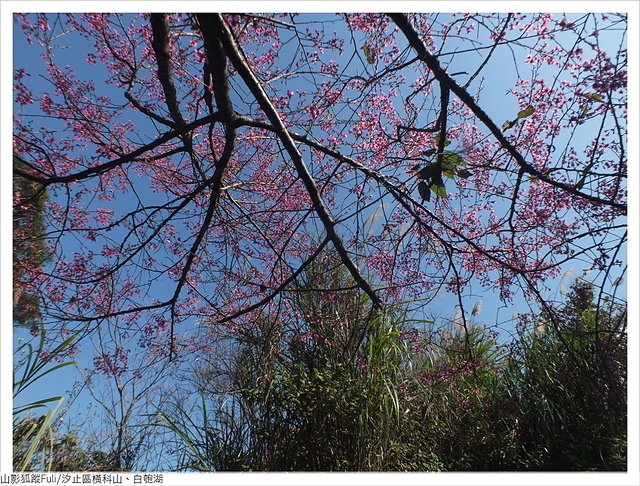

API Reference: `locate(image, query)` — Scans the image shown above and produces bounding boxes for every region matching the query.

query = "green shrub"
[505,281,626,470]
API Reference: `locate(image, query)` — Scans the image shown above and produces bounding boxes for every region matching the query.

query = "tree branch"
[124,91,175,128]
[211,13,383,309]
[196,14,236,123]
[235,114,571,277]
[387,13,626,213]
[216,237,331,325]
[149,14,188,130]
[14,114,220,185]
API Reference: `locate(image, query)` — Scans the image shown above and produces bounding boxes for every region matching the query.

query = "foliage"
[159,279,626,471]
[13,328,78,471]
[150,392,252,472]
[13,155,48,329]
[394,324,518,470]
[504,281,627,470]
[242,313,406,471]
[38,432,128,472]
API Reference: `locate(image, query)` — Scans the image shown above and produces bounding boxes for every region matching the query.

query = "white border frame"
[1,2,638,485]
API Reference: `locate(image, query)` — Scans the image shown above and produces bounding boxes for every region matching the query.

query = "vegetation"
[13,154,48,328]
[13,328,78,471]
[155,267,626,472]
[503,282,627,470]
[14,276,627,472]
[11,12,628,474]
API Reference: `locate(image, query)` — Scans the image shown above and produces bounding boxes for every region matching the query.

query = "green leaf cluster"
[13,155,49,329]
[362,44,376,64]
[414,149,470,200]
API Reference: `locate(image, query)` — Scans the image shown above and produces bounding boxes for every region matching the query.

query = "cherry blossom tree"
[13,12,626,368]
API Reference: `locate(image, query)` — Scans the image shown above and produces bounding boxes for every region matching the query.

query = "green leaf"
[13,396,63,415]
[502,119,516,132]
[442,152,460,165]
[362,44,376,64]
[417,181,430,201]
[441,152,466,178]
[422,148,437,157]
[416,164,437,180]
[15,398,63,472]
[431,179,447,198]
[587,92,604,101]
[517,105,535,119]
[575,161,596,189]
[442,151,466,166]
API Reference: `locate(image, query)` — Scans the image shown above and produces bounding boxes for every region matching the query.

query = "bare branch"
[388,13,626,213]
[211,13,383,309]
[14,114,219,185]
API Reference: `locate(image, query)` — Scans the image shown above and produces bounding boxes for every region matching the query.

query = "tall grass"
[13,328,79,471]
[155,279,626,471]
